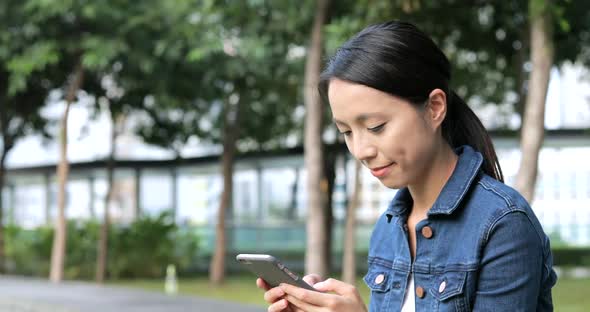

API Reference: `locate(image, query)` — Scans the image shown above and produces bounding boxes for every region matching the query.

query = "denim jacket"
[363,145,557,311]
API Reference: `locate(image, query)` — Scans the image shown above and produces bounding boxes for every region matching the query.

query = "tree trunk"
[401,0,421,13]
[96,112,120,283]
[209,98,241,285]
[304,0,330,278]
[0,147,9,274]
[0,101,13,274]
[515,0,554,202]
[342,159,361,285]
[50,60,84,283]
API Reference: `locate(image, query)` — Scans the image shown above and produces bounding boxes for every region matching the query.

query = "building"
[4,130,590,260]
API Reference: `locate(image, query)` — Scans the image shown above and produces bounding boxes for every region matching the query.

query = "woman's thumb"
[302,274,323,287]
[312,278,351,295]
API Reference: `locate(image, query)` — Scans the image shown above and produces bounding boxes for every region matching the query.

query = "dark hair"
[319,21,504,182]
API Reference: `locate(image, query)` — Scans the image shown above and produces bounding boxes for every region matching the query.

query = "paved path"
[0,275,264,312]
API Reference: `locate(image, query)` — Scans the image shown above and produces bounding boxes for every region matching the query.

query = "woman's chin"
[379,177,406,190]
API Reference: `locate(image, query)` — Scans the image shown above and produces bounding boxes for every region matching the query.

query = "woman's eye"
[368,123,386,133]
[340,130,352,137]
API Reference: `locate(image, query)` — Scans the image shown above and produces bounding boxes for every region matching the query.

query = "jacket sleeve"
[472,211,554,311]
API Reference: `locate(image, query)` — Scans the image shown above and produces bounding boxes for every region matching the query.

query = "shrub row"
[4,211,199,280]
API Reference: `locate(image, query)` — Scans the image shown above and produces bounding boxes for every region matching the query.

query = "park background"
[1,0,589,311]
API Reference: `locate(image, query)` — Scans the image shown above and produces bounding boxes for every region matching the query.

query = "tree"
[124,1,314,284]
[95,107,124,283]
[91,0,177,284]
[200,2,314,284]
[51,59,84,283]
[514,0,555,201]
[209,84,243,284]
[17,0,130,282]
[304,0,331,278]
[0,77,53,274]
[0,0,65,273]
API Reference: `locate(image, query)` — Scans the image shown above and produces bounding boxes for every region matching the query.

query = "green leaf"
[6,41,59,95]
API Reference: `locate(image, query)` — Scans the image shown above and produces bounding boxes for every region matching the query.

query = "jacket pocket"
[430,271,469,311]
[363,265,395,311]
[364,268,392,293]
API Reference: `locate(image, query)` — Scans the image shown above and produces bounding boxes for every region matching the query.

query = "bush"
[109,211,176,279]
[552,246,590,267]
[171,226,200,275]
[64,220,100,279]
[4,224,53,276]
[4,211,199,280]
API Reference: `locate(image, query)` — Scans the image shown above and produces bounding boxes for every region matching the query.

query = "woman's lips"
[370,163,395,178]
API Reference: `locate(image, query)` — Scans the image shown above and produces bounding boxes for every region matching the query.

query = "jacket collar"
[387,145,484,217]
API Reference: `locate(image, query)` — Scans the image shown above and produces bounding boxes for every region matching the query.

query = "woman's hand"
[280,278,367,312]
[257,274,323,312]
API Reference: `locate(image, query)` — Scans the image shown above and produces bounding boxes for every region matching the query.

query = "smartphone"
[236,254,316,291]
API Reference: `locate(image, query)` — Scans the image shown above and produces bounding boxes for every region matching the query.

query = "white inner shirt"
[401,273,415,312]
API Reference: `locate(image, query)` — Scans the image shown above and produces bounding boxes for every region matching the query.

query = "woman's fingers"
[258,279,294,312]
[267,298,290,312]
[264,286,286,304]
[285,294,321,312]
[257,278,271,291]
[280,283,333,306]
[313,278,356,296]
[280,278,367,312]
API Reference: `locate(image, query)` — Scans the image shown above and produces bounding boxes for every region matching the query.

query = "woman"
[257,21,557,311]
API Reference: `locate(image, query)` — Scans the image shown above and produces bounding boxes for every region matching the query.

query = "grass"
[111,274,590,310]
[112,275,267,306]
[552,277,590,312]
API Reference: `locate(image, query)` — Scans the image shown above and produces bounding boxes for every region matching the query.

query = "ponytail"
[443,91,504,182]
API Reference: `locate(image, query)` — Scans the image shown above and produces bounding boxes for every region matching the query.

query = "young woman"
[257,21,557,311]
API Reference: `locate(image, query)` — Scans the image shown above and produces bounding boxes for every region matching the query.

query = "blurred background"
[1,0,589,311]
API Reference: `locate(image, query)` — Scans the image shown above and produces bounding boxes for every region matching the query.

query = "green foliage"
[6,42,59,96]
[64,220,100,279]
[546,232,590,267]
[552,246,590,267]
[127,0,316,152]
[108,211,177,279]
[4,220,103,278]
[171,227,201,274]
[1,0,588,148]
[530,0,552,18]
[4,212,199,280]
[2,0,588,152]
[4,224,53,276]
[3,221,101,278]
[553,0,590,66]
[0,1,65,157]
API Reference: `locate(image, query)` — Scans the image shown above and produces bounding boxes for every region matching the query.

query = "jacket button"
[421,226,433,239]
[439,280,447,293]
[374,274,385,285]
[416,286,426,298]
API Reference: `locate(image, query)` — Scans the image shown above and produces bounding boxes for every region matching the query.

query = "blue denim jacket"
[363,145,557,311]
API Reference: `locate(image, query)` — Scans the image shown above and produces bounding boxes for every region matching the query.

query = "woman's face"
[328,79,439,189]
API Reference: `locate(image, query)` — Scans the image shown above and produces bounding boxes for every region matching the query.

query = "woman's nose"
[352,136,377,161]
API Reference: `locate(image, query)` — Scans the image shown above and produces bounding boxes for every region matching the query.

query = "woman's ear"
[426,89,447,129]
